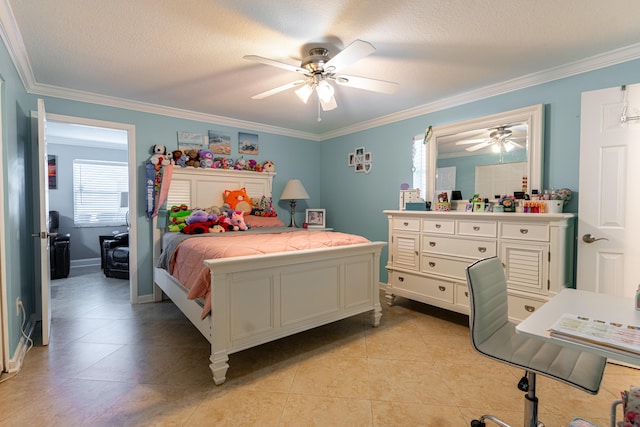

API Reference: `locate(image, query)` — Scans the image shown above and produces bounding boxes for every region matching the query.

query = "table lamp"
[280,179,310,227]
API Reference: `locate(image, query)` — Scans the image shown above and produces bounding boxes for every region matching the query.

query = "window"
[412,133,426,192]
[73,159,128,226]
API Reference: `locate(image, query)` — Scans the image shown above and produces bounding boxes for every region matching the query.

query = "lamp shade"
[280,179,310,200]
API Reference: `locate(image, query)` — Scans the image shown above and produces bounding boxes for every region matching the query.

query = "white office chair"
[465,257,607,427]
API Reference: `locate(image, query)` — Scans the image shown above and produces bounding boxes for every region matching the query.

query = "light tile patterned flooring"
[0,266,638,426]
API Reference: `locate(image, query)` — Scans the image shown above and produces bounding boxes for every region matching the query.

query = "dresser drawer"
[392,217,421,232]
[422,219,454,234]
[457,220,497,238]
[454,282,470,310]
[423,235,496,259]
[389,271,454,304]
[421,255,472,281]
[500,222,549,242]
[508,294,546,321]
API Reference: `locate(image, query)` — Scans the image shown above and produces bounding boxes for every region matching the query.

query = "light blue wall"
[321,59,640,284]
[0,36,35,356]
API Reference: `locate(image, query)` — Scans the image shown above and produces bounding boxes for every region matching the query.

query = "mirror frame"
[426,104,544,203]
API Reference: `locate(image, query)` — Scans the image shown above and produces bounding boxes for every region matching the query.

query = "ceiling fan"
[243,40,398,115]
[456,125,525,153]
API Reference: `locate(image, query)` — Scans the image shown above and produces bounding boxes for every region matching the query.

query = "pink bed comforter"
[168,230,370,318]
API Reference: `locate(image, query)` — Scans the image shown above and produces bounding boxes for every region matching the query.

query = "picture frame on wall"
[305,209,326,228]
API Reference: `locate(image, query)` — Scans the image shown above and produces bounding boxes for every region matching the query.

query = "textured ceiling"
[3,0,640,139]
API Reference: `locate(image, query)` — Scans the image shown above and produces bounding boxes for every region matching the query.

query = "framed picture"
[305,209,326,228]
[238,132,259,155]
[48,155,57,189]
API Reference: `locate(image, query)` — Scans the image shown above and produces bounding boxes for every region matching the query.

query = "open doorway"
[43,114,137,303]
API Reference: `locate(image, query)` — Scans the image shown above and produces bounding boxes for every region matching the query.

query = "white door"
[34,98,51,345]
[577,84,640,297]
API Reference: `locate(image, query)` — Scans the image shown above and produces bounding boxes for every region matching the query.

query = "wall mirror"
[425,104,543,203]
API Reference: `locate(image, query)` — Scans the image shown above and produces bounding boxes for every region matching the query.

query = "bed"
[152,167,386,385]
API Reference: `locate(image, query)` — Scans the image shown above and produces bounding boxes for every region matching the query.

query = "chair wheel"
[517,375,529,392]
[471,421,485,427]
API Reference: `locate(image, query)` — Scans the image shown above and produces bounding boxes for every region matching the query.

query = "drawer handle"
[403,222,409,226]
[478,247,487,253]
[435,224,441,228]
[429,241,436,247]
[473,226,480,231]
[438,286,446,292]
[520,228,529,234]
[464,291,469,297]
[415,251,419,256]
[398,276,404,282]
[525,305,535,312]
[429,262,436,267]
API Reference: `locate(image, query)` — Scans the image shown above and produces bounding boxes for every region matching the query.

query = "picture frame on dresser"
[306,209,326,228]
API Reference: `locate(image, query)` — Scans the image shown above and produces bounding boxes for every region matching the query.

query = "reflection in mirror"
[425,104,543,204]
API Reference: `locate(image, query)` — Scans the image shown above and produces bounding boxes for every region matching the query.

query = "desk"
[516,288,640,366]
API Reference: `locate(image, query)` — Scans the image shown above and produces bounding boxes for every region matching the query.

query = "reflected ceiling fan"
[456,125,525,153]
[243,40,398,117]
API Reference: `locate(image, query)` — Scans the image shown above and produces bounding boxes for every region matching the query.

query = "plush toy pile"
[169,204,251,234]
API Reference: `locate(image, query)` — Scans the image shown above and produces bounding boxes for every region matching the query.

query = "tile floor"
[0,266,638,426]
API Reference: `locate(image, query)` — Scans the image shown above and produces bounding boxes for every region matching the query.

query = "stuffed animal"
[149,144,172,166]
[221,210,248,231]
[262,160,275,172]
[234,157,246,170]
[172,150,183,163]
[224,187,252,214]
[168,204,191,231]
[245,159,258,171]
[182,222,210,234]
[176,153,188,168]
[183,148,200,168]
[199,149,214,168]
[209,224,225,233]
[213,157,231,169]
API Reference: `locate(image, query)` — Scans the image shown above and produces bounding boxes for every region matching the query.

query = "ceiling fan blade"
[506,140,525,149]
[243,55,308,75]
[455,138,488,145]
[324,39,375,73]
[251,80,306,100]
[333,74,398,94]
[466,141,492,152]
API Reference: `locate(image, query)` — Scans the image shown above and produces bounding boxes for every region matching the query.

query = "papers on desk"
[549,314,640,358]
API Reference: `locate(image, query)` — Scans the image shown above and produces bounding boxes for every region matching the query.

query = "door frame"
[44,113,138,302]
[0,79,6,371]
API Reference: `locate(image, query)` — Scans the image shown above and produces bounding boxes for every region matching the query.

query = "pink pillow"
[244,215,285,228]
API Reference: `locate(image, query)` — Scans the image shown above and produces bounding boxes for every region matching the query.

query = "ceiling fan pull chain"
[317,97,322,122]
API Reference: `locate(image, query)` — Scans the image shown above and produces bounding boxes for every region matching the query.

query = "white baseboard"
[6,315,35,373]
[137,294,155,304]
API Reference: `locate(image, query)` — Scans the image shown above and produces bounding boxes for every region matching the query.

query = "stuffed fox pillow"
[223,187,252,214]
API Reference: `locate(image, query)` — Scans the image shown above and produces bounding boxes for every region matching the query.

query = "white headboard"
[165,167,275,209]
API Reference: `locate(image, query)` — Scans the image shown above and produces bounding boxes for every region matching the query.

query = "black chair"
[49,210,71,279]
[103,232,129,279]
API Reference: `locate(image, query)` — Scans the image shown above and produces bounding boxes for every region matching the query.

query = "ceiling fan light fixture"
[295,83,314,104]
[492,143,502,153]
[316,80,335,103]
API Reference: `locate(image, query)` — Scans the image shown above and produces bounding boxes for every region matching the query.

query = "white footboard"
[204,241,385,385]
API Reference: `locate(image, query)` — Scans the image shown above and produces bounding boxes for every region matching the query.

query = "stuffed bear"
[183,148,200,168]
[199,149,214,168]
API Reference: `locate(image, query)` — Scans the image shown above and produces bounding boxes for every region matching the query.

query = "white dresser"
[383,210,575,321]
